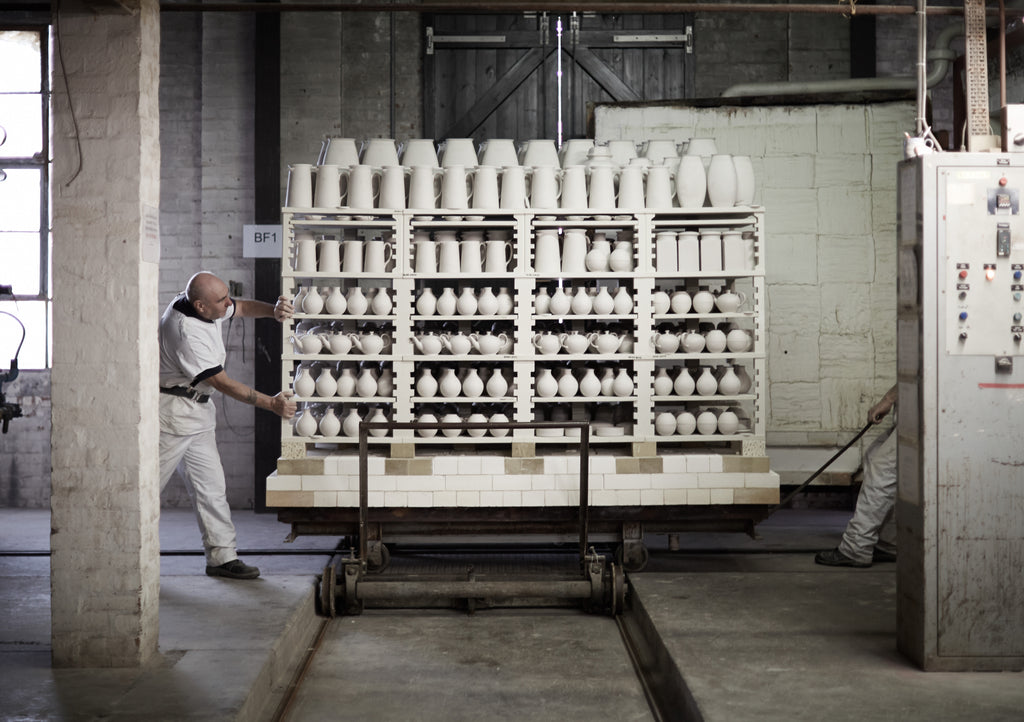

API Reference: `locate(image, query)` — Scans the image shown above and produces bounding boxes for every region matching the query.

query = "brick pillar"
[50,0,161,667]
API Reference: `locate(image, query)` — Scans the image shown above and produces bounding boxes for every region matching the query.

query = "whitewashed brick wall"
[595,101,913,478]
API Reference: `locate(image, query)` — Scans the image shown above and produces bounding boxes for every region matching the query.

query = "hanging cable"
[52,0,84,187]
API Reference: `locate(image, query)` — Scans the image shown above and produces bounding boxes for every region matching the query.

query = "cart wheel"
[319,562,337,618]
[367,543,391,573]
[615,543,650,573]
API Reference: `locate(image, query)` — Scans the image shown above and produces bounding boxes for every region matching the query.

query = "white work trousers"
[159,428,238,567]
[838,423,898,564]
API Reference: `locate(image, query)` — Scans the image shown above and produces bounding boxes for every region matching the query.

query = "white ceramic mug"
[587,165,618,209]
[413,232,437,274]
[560,165,588,210]
[360,138,400,167]
[460,232,484,274]
[617,165,646,209]
[561,228,588,274]
[534,228,561,273]
[471,165,500,210]
[484,239,513,273]
[520,139,559,167]
[379,165,408,209]
[438,138,478,168]
[529,166,561,210]
[286,164,313,208]
[321,137,360,167]
[408,166,443,210]
[400,138,440,167]
[342,239,363,273]
[364,238,393,273]
[436,231,461,273]
[646,164,675,208]
[440,165,472,211]
[500,166,529,209]
[295,237,317,273]
[479,139,519,168]
[313,164,342,208]
[318,239,341,274]
[343,165,381,209]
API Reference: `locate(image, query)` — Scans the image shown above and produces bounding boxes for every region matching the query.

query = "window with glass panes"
[0,28,50,369]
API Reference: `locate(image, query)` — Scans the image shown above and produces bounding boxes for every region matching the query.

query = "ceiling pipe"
[916,0,927,136]
[721,23,963,99]
[157,1,975,14]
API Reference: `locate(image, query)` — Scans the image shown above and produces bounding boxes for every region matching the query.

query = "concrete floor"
[1,507,1023,721]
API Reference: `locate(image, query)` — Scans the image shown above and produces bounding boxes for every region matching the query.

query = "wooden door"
[424,11,694,143]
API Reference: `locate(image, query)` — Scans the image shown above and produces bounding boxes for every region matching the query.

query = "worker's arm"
[232,295,294,322]
[205,370,296,419]
[867,384,899,424]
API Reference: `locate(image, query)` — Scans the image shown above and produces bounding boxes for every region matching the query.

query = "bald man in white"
[159,272,296,579]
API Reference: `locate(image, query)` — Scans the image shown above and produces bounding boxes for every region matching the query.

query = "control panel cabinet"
[897,154,1024,671]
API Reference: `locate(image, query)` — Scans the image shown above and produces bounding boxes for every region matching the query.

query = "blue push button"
[959,311,969,321]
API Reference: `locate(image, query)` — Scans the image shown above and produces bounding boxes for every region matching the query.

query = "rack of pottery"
[281,135,764,449]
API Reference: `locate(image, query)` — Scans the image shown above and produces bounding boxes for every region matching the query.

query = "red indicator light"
[959,269,969,279]
[1000,177,1009,186]
[986,267,997,281]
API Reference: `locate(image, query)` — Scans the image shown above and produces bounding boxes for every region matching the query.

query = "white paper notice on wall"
[243,224,283,258]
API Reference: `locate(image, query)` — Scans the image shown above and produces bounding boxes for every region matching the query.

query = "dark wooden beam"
[253,4,281,513]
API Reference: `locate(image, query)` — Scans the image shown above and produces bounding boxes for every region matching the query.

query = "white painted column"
[50,0,161,667]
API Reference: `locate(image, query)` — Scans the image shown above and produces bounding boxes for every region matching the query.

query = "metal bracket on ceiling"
[685,24,693,54]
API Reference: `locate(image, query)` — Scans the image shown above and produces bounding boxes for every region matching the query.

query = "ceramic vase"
[613,368,633,397]
[324,286,347,315]
[675,411,697,435]
[655,412,677,436]
[653,368,673,396]
[486,369,509,398]
[592,286,615,315]
[356,368,379,398]
[718,366,742,396]
[733,155,756,206]
[294,408,318,437]
[336,368,356,397]
[489,412,510,437]
[461,368,485,398]
[315,368,338,397]
[675,155,708,208]
[367,408,388,437]
[696,410,718,435]
[345,287,368,315]
[416,288,437,316]
[436,287,458,316]
[318,407,341,436]
[579,368,601,397]
[456,287,478,315]
[342,408,362,437]
[293,366,315,397]
[535,368,558,398]
[370,287,392,316]
[302,288,325,315]
[674,368,695,396]
[706,154,737,208]
[417,413,438,438]
[439,368,461,398]
[416,368,438,398]
[557,368,579,398]
[696,367,718,396]
[612,287,633,315]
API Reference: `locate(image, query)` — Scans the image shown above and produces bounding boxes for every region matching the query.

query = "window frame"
[0,24,52,369]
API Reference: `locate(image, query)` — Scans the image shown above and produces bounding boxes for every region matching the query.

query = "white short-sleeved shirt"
[159,293,235,435]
